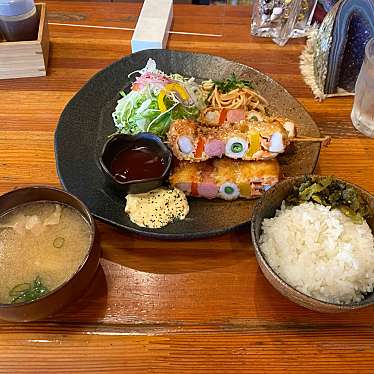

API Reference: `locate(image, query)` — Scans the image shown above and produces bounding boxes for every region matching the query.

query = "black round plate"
[55,49,320,240]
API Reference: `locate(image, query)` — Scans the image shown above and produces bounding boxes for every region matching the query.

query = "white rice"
[259,202,374,304]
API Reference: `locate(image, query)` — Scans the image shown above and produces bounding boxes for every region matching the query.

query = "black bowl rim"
[0,185,96,309]
[99,132,172,186]
[251,175,374,310]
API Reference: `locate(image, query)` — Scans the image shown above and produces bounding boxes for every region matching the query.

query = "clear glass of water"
[351,37,374,138]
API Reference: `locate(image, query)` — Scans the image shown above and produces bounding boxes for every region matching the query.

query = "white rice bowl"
[259,202,374,304]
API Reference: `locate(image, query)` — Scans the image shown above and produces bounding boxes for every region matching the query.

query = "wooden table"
[1,2,374,372]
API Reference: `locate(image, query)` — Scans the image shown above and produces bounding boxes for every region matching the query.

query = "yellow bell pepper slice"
[239,183,252,198]
[157,83,189,112]
[247,132,261,158]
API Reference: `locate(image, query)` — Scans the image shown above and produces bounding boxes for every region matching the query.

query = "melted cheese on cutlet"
[169,162,200,185]
[170,159,280,188]
[238,160,280,182]
[213,159,237,185]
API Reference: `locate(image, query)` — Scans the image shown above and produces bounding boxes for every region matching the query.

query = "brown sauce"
[110,146,166,183]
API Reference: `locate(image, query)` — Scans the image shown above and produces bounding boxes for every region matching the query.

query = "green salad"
[112,59,206,139]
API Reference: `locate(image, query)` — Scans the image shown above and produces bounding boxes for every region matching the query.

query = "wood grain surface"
[0,2,374,372]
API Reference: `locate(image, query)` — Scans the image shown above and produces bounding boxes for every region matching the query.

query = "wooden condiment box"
[0,3,49,80]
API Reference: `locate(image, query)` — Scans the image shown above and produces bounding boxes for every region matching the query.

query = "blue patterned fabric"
[338,13,373,91]
[324,0,374,93]
[319,0,339,11]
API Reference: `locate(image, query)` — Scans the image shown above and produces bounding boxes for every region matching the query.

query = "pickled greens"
[286,176,371,224]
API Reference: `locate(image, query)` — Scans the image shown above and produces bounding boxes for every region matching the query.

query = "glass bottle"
[351,38,374,138]
[0,0,38,42]
[251,0,318,46]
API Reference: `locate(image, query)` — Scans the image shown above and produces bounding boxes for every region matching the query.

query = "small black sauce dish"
[99,133,172,194]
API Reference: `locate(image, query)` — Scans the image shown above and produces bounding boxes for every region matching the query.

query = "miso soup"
[0,201,92,304]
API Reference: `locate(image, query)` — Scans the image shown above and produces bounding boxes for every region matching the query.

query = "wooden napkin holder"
[0,3,49,79]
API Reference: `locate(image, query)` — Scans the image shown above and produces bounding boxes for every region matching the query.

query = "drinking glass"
[351,37,374,138]
[251,0,318,46]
